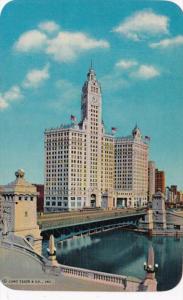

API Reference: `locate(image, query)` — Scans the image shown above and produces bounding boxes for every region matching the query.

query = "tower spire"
[87,60,96,81]
[90,59,93,70]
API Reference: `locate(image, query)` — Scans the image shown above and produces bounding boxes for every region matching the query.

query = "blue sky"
[0,0,183,189]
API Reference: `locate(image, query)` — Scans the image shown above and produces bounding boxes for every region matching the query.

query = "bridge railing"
[0,235,143,291]
[39,211,145,231]
[43,263,141,291]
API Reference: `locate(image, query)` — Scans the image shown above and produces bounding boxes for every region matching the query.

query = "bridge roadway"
[38,208,146,232]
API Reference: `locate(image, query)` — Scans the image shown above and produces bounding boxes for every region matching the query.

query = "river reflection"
[43,229,183,291]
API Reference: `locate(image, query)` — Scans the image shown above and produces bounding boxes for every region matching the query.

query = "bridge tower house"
[152,190,167,230]
[0,169,42,255]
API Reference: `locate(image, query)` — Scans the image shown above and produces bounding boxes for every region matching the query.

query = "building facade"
[44,67,149,212]
[166,185,183,205]
[114,127,148,208]
[155,169,165,194]
[148,161,156,202]
[33,184,44,212]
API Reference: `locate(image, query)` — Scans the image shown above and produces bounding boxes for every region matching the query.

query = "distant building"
[115,126,148,208]
[166,186,174,204]
[148,161,155,202]
[33,184,44,212]
[155,169,165,194]
[166,185,182,205]
[170,185,177,203]
[44,67,149,212]
[177,191,183,204]
[0,169,42,254]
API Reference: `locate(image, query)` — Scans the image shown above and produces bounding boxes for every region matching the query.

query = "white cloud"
[38,21,60,33]
[3,85,23,102]
[115,59,138,69]
[14,22,110,62]
[0,98,9,110]
[46,31,109,62]
[14,30,47,52]
[0,85,23,111]
[23,64,50,88]
[113,10,169,41]
[130,64,160,80]
[149,35,183,49]
[100,59,161,91]
[0,64,50,111]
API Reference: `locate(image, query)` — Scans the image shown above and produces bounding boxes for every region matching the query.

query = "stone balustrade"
[44,263,141,291]
[0,236,154,292]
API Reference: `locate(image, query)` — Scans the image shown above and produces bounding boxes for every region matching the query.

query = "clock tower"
[81,66,102,208]
[81,65,102,121]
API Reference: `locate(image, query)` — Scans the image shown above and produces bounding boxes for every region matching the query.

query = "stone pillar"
[152,190,167,230]
[47,235,59,266]
[138,208,154,231]
[147,209,154,231]
[142,246,158,291]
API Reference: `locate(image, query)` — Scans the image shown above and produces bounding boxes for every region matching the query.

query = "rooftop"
[1,170,38,195]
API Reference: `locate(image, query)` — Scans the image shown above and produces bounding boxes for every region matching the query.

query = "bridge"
[0,236,142,291]
[38,209,146,239]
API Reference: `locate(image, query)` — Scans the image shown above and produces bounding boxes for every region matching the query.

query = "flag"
[145,136,151,141]
[111,127,117,135]
[71,115,76,122]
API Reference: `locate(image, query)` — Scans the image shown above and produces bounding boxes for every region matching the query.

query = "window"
[24,211,28,217]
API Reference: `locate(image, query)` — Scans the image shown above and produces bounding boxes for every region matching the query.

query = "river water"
[43,229,183,291]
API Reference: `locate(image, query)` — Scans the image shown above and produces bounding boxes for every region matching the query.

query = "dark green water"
[43,229,183,291]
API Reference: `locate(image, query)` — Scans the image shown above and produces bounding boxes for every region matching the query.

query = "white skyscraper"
[115,126,148,208]
[44,66,149,212]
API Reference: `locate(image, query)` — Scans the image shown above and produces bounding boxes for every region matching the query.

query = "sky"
[0,0,183,189]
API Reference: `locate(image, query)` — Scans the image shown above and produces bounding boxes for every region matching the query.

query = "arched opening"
[90,194,96,208]
[117,198,127,208]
